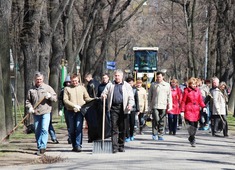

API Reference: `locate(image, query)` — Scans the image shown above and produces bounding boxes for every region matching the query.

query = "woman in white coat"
[210,77,228,137]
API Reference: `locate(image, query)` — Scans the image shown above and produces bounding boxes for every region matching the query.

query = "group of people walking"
[25,69,230,155]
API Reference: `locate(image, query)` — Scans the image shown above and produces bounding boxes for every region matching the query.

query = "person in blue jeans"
[63,73,94,152]
[58,76,71,144]
[26,72,57,155]
[48,112,59,144]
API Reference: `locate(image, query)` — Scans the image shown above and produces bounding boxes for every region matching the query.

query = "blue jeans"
[48,122,57,141]
[67,110,84,148]
[34,113,50,150]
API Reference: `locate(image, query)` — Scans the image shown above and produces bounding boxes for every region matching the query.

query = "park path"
[1,125,235,170]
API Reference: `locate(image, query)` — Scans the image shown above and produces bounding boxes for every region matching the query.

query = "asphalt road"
[2,125,235,170]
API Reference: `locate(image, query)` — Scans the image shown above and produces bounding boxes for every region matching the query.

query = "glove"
[73,105,81,112]
[203,108,207,114]
[58,110,63,116]
[180,112,184,117]
[28,107,35,114]
[45,92,52,99]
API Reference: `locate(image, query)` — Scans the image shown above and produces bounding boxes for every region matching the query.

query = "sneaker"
[158,136,164,141]
[130,136,134,141]
[118,148,125,152]
[198,126,204,130]
[125,137,130,142]
[152,135,157,140]
[203,126,209,130]
[67,138,71,144]
[190,141,196,147]
[35,148,46,156]
[113,149,118,154]
[177,125,182,130]
[52,139,59,144]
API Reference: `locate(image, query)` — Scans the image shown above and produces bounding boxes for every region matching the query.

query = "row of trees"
[0,0,235,139]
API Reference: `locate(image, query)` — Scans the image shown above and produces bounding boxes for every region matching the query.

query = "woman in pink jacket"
[181,77,206,147]
[167,79,182,135]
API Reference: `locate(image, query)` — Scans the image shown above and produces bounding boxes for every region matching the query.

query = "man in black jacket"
[85,73,100,98]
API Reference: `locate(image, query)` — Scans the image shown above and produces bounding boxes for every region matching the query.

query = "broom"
[1,97,45,142]
[92,97,112,154]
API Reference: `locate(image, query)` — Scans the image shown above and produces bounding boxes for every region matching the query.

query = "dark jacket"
[97,82,109,97]
[87,79,100,98]
[132,87,140,112]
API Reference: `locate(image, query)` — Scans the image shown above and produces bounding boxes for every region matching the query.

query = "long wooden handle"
[1,97,45,142]
[102,98,105,141]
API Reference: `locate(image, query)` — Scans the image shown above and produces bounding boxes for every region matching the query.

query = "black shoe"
[190,141,196,147]
[113,149,118,154]
[35,151,42,156]
[52,139,59,144]
[118,148,125,152]
[40,148,46,154]
[67,138,71,144]
[35,148,46,156]
[72,147,81,152]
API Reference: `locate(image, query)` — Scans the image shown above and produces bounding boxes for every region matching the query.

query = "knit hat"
[65,76,71,82]
[63,76,71,87]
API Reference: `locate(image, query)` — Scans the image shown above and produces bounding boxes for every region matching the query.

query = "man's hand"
[127,104,132,111]
[28,107,35,114]
[58,110,63,116]
[73,105,81,112]
[45,92,52,99]
[101,94,107,99]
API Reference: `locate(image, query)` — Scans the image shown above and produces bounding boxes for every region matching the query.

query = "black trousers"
[211,115,228,136]
[185,119,198,142]
[125,111,136,138]
[110,104,128,150]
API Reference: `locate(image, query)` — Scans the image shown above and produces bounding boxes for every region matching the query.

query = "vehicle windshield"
[134,50,157,72]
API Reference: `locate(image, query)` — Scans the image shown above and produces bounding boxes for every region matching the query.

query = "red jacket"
[181,87,205,121]
[167,86,182,114]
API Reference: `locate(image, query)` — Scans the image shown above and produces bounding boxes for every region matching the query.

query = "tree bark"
[0,0,13,139]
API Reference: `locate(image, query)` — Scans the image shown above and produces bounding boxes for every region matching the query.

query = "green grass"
[227,113,235,132]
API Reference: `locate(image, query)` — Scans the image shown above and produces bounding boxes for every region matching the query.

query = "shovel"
[92,97,112,154]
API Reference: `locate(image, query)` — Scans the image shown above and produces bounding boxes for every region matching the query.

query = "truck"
[132,47,159,88]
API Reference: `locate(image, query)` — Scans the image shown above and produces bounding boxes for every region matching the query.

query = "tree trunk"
[0,0,13,139]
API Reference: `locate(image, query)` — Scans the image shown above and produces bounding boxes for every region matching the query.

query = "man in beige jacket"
[148,71,172,140]
[63,73,93,152]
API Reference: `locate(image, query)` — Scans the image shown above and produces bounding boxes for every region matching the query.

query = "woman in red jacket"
[181,77,206,147]
[167,79,182,135]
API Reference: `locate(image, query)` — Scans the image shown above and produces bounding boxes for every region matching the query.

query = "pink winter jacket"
[167,86,182,115]
[180,87,206,121]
